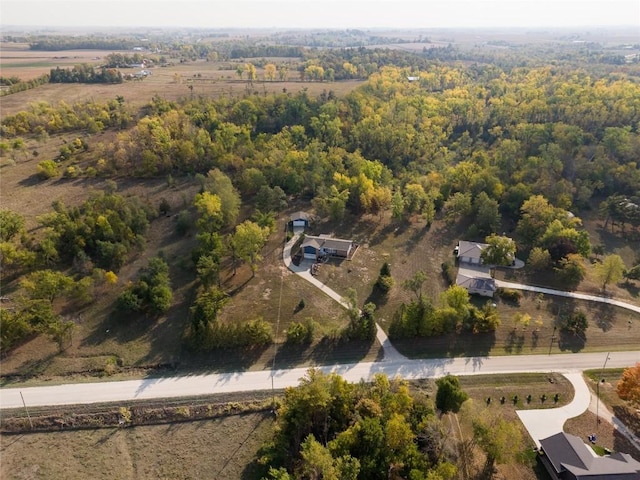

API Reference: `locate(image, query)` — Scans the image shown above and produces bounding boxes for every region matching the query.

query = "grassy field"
[0,411,275,480]
[0,43,364,118]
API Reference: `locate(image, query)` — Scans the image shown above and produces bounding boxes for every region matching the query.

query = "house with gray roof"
[454,240,495,297]
[455,272,497,297]
[539,432,640,480]
[455,240,487,265]
[300,234,356,260]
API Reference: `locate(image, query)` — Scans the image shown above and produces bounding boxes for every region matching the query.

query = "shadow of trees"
[392,331,496,359]
[275,337,383,370]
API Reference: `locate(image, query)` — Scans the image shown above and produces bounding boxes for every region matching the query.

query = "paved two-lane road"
[2,350,638,409]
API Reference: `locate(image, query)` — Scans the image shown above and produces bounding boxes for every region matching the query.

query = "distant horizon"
[2,1,639,30]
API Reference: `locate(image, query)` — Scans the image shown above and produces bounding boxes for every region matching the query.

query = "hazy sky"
[2,0,639,29]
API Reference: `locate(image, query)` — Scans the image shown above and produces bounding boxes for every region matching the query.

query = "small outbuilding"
[290,211,313,229]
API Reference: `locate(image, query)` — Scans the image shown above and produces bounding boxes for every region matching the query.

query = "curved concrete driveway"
[516,373,591,448]
[283,232,406,362]
[496,280,640,315]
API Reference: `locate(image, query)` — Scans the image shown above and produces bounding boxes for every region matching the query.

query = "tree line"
[49,65,123,84]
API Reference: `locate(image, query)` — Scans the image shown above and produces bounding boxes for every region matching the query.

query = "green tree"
[0,309,34,351]
[194,191,223,233]
[36,159,58,179]
[256,185,288,213]
[555,253,586,288]
[516,195,559,247]
[190,285,228,330]
[20,270,75,303]
[472,414,523,476]
[474,192,500,236]
[527,247,551,272]
[403,271,427,301]
[480,234,516,266]
[229,220,270,276]
[440,285,471,318]
[0,210,25,241]
[594,254,626,291]
[205,168,241,227]
[391,190,405,220]
[375,262,395,294]
[286,318,316,345]
[46,319,75,352]
[442,192,472,225]
[117,256,172,316]
[560,310,588,336]
[235,64,244,80]
[435,375,468,413]
[175,210,192,236]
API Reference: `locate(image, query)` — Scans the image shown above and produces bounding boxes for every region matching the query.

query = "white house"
[455,272,496,297]
[455,240,487,265]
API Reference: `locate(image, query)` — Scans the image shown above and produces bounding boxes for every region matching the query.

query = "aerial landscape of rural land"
[1,0,639,478]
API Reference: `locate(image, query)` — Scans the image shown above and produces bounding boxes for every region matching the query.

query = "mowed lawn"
[0,412,274,480]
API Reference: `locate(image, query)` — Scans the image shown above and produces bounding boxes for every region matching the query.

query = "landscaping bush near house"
[441,261,456,286]
[496,287,522,303]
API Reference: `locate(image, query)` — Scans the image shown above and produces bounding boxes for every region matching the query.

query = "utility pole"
[20,392,34,430]
[270,226,285,414]
[548,326,557,355]
[595,352,611,430]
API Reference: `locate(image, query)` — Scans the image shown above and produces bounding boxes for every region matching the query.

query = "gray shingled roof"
[456,240,487,261]
[300,235,353,251]
[455,273,497,292]
[290,211,312,222]
[540,432,640,479]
